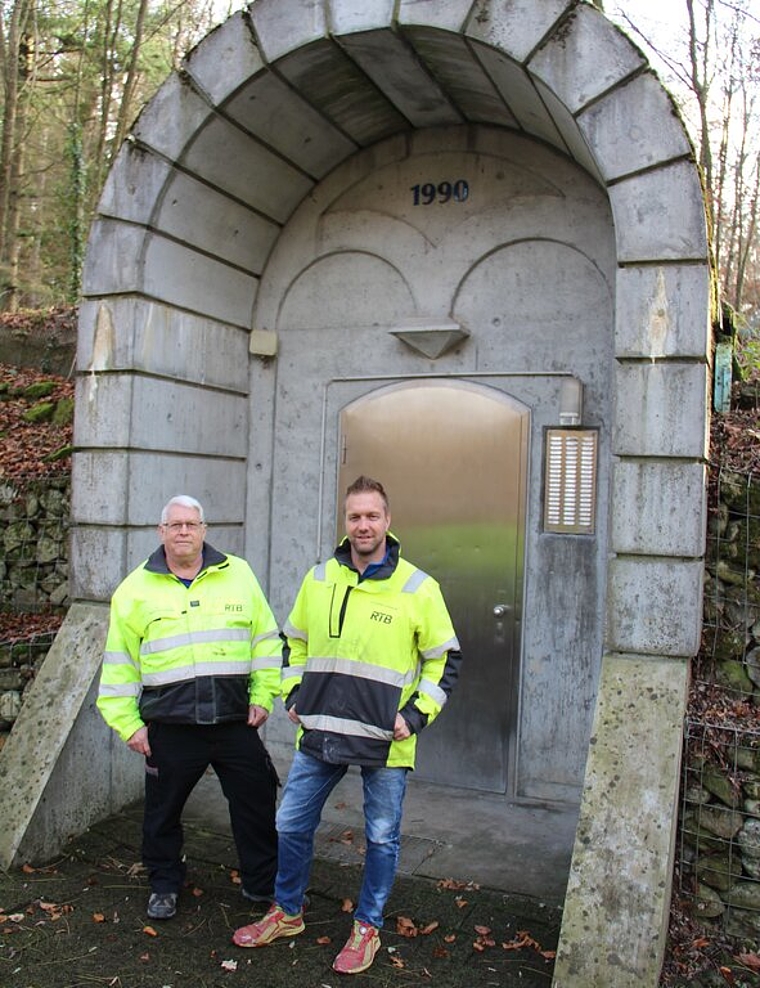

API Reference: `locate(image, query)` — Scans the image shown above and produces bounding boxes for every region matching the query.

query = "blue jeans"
[275,749,408,929]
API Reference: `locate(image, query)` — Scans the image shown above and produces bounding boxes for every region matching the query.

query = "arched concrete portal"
[1,2,711,986]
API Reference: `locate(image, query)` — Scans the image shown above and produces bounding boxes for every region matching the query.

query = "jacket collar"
[144,541,227,575]
[334,532,400,581]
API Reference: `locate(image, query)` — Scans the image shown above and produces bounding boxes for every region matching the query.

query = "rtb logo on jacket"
[369,611,393,625]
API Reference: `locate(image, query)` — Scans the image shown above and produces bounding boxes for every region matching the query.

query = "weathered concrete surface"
[611,460,707,556]
[0,602,141,870]
[607,557,705,656]
[553,654,689,987]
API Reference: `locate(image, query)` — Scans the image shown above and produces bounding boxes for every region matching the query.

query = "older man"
[97,495,281,921]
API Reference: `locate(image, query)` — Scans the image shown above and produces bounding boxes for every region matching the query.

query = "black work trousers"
[142,721,278,896]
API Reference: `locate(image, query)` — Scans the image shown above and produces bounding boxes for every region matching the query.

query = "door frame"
[313,371,576,796]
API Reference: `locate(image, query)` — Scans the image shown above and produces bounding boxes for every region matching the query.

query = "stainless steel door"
[337,379,528,793]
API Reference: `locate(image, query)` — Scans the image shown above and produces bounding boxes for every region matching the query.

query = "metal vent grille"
[543,429,598,534]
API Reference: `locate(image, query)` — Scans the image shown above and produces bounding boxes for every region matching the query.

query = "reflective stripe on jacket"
[97,543,282,742]
[282,535,461,769]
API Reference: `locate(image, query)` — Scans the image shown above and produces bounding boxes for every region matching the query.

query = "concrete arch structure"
[0,3,710,986]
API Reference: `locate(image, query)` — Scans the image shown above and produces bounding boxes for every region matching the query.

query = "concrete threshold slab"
[183,753,578,908]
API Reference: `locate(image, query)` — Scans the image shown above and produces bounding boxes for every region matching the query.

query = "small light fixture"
[559,377,583,426]
[249,329,278,357]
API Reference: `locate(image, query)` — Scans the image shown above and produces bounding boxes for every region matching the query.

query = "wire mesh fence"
[679,467,760,938]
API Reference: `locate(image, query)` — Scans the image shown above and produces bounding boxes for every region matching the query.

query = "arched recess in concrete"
[0,2,710,986]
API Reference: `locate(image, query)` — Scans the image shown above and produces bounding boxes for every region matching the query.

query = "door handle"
[493,604,511,618]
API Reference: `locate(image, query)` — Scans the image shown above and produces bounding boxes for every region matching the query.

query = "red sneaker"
[232,904,305,947]
[332,920,380,974]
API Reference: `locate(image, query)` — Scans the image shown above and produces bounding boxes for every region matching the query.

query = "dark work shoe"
[242,888,309,908]
[241,889,273,905]
[147,892,178,920]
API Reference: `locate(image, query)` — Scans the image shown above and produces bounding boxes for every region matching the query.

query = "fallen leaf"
[503,934,529,951]
[443,933,456,943]
[139,953,150,962]
[736,952,760,972]
[420,920,439,935]
[341,898,354,913]
[92,913,106,923]
[191,887,204,898]
[437,877,466,889]
[502,929,552,958]
[454,897,468,909]
[474,924,492,936]
[473,941,486,952]
[143,925,158,937]
[220,959,238,971]
[390,955,406,968]
[396,916,418,937]
[433,946,449,958]
[316,936,332,944]
[230,870,242,886]
[21,864,36,874]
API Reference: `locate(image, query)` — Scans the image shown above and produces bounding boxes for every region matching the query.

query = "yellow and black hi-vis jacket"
[97,544,282,742]
[282,534,461,769]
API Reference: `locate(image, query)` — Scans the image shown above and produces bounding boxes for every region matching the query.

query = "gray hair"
[160,495,205,525]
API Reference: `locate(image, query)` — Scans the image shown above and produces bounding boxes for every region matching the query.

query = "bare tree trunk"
[0,0,29,305]
[733,154,759,314]
[2,19,32,312]
[92,0,120,194]
[712,17,740,272]
[113,0,149,152]
[686,0,715,225]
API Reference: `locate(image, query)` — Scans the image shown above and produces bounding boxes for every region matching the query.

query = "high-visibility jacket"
[97,543,282,742]
[282,535,461,769]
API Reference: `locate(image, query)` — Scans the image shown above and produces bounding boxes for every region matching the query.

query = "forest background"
[0,0,757,349]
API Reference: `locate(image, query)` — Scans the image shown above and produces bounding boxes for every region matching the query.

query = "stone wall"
[0,477,70,743]
[1,478,70,612]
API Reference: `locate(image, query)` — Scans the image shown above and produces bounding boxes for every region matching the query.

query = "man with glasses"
[97,495,281,922]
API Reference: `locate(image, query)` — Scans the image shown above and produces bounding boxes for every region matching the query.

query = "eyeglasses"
[164,521,204,532]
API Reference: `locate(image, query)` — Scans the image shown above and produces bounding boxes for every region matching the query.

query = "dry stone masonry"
[0,478,69,746]
[1,480,70,613]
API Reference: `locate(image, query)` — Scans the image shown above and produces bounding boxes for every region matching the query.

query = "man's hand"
[127,725,150,757]
[248,704,269,728]
[287,705,301,726]
[393,713,411,741]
